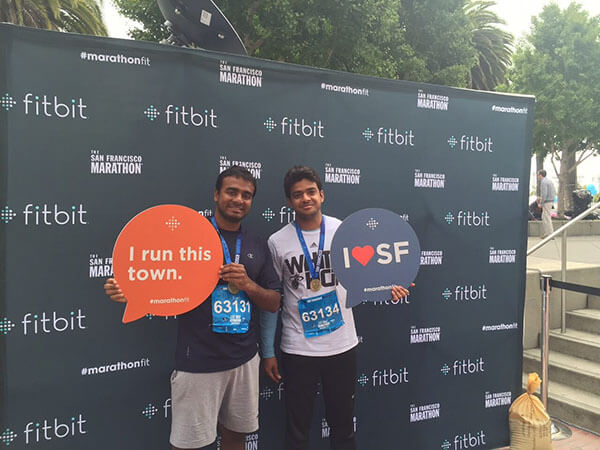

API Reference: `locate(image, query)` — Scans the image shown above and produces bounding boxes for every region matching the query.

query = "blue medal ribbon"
[211,217,242,264]
[294,217,325,282]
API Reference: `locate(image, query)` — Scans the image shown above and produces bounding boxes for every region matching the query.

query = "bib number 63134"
[301,303,340,322]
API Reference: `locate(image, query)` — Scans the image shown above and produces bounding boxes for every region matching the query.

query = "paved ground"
[527,235,600,285]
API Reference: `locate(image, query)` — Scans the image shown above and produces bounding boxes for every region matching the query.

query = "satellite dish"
[157,0,247,55]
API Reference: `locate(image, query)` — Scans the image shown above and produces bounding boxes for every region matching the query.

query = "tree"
[113,0,486,86]
[219,0,416,79]
[465,0,513,90]
[399,0,478,87]
[113,0,163,41]
[114,0,417,78]
[507,3,600,215]
[0,0,107,35]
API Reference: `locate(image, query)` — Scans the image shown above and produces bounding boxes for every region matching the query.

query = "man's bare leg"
[218,423,246,450]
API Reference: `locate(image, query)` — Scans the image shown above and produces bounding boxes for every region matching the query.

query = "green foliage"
[509,3,600,155]
[111,0,502,87]
[0,0,107,35]
[507,2,600,214]
[113,0,166,41]
[399,0,477,87]
[465,0,513,90]
[219,0,413,78]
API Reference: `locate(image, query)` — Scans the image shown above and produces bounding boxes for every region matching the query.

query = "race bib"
[211,285,252,334]
[297,290,344,338]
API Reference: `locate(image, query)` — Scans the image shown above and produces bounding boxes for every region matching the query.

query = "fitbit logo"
[23,203,88,225]
[0,317,16,335]
[442,430,486,449]
[22,309,86,335]
[262,206,296,223]
[260,383,285,401]
[262,208,275,222]
[357,369,409,388]
[141,404,158,419]
[441,358,485,376]
[1,206,17,224]
[263,116,325,138]
[448,135,493,152]
[23,414,87,444]
[442,285,487,301]
[0,429,17,446]
[371,368,409,386]
[362,127,415,147]
[23,93,88,119]
[445,211,490,227]
[279,206,296,223]
[144,104,218,128]
[1,93,17,111]
[357,373,369,387]
[141,398,172,420]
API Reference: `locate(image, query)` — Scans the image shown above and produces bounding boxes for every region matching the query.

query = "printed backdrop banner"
[0,24,534,449]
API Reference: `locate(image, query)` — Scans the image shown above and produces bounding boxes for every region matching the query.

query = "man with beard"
[105,166,281,450]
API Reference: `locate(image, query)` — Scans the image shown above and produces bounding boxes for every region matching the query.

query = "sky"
[491,0,600,38]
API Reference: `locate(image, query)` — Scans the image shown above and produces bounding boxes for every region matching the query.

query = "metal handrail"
[527,201,600,255]
[527,201,600,332]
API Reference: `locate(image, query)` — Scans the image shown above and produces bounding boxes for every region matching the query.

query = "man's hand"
[263,357,282,383]
[104,278,127,303]
[219,263,255,292]
[391,283,414,301]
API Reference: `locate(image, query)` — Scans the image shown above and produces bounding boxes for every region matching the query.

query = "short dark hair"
[538,170,547,177]
[215,166,257,196]
[284,166,322,198]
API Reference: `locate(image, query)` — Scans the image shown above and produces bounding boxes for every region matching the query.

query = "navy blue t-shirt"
[175,224,281,373]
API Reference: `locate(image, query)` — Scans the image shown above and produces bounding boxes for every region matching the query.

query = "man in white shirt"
[260,166,409,450]
[537,170,556,239]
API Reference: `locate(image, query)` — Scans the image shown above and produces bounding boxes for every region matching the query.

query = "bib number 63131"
[213,299,250,314]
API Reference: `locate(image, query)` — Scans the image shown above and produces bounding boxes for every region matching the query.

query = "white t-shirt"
[268,215,358,356]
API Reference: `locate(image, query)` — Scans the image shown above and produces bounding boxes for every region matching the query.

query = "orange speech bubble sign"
[112,205,223,323]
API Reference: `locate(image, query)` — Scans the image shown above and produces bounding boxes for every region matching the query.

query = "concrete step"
[523,349,600,394]
[589,294,600,310]
[548,328,600,363]
[520,374,600,434]
[566,308,600,334]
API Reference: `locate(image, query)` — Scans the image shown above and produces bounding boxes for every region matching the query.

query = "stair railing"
[528,204,600,439]
[527,201,600,333]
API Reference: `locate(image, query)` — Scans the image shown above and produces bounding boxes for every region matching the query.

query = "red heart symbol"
[352,245,374,266]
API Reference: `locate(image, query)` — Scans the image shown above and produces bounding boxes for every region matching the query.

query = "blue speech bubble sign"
[331,208,420,307]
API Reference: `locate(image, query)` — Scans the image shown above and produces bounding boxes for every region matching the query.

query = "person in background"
[537,169,556,239]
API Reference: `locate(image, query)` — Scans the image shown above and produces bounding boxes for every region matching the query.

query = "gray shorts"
[169,353,259,449]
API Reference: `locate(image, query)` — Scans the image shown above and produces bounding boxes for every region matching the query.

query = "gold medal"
[310,279,321,292]
[228,283,239,295]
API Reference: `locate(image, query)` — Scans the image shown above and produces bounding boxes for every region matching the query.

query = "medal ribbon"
[294,217,325,282]
[211,217,242,264]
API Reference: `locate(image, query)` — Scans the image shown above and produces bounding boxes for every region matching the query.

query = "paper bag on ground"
[509,372,552,450]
